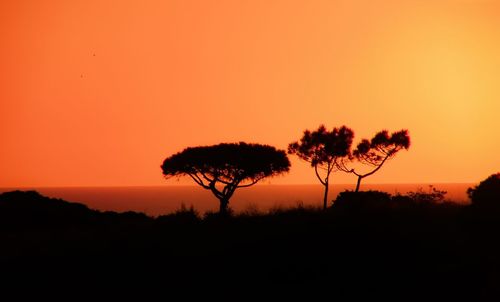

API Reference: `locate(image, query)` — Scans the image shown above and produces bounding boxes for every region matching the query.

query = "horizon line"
[0,182,476,189]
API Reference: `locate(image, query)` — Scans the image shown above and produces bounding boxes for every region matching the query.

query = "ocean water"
[0,183,473,216]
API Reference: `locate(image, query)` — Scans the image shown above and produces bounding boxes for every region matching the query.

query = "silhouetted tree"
[467,173,500,210]
[341,130,410,192]
[161,142,290,214]
[288,125,354,209]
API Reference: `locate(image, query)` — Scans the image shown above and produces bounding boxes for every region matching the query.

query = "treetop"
[161,142,290,185]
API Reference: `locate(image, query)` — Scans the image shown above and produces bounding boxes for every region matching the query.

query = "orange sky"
[1,0,499,187]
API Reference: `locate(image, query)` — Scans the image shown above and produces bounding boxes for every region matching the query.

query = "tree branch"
[315,165,326,186]
[237,177,262,188]
[187,173,210,189]
[198,170,216,184]
[359,153,391,178]
[209,181,224,199]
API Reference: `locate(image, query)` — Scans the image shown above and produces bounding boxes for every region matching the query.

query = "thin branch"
[359,153,391,178]
[214,175,235,186]
[198,170,215,184]
[187,173,210,189]
[350,169,362,177]
[209,181,224,199]
[335,158,352,173]
[315,165,327,186]
[237,177,262,188]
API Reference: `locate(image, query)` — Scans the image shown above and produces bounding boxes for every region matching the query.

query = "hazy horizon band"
[0,183,473,216]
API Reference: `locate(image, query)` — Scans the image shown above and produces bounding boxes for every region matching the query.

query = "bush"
[467,173,500,210]
[403,186,447,204]
[156,204,201,224]
[333,190,392,210]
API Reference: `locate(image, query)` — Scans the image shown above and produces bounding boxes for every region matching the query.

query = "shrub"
[333,190,392,210]
[156,204,201,224]
[404,186,447,204]
[467,173,500,210]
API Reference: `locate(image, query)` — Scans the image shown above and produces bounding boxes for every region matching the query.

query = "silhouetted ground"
[1,190,499,300]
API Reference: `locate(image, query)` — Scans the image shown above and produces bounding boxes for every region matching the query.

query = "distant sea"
[1,183,472,216]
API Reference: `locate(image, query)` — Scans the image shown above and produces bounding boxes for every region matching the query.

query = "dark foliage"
[468,173,500,210]
[156,204,200,225]
[334,190,393,210]
[288,125,354,209]
[1,189,500,300]
[0,190,100,229]
[404,185,447,203]
[161,142,290,213]
[345,129,410,192]
[334,187,452,212]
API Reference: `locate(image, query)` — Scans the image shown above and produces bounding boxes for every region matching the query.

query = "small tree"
[161,142,290,214]
[345,129,410,192]
[288,125,354,209]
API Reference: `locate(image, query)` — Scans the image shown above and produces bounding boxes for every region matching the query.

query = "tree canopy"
[161,142,290,213]
[288,125,354,209]
[343,129,410,192]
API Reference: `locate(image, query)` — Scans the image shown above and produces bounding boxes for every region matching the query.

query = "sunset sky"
[1,0,499,187]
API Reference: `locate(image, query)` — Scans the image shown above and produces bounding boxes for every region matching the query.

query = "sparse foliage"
[342,129,410,192]
[405,185,447,203]
[288,125,354,209]
[161,142,290,214]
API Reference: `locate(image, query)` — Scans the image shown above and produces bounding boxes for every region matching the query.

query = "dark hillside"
[0,190,499,300]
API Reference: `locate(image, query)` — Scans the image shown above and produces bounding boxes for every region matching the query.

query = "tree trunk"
[219,198,229,215]
[355,176,362,192]
[323,182,329,210]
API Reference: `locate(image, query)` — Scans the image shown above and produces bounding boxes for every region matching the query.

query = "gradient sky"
[1,0,499,187]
